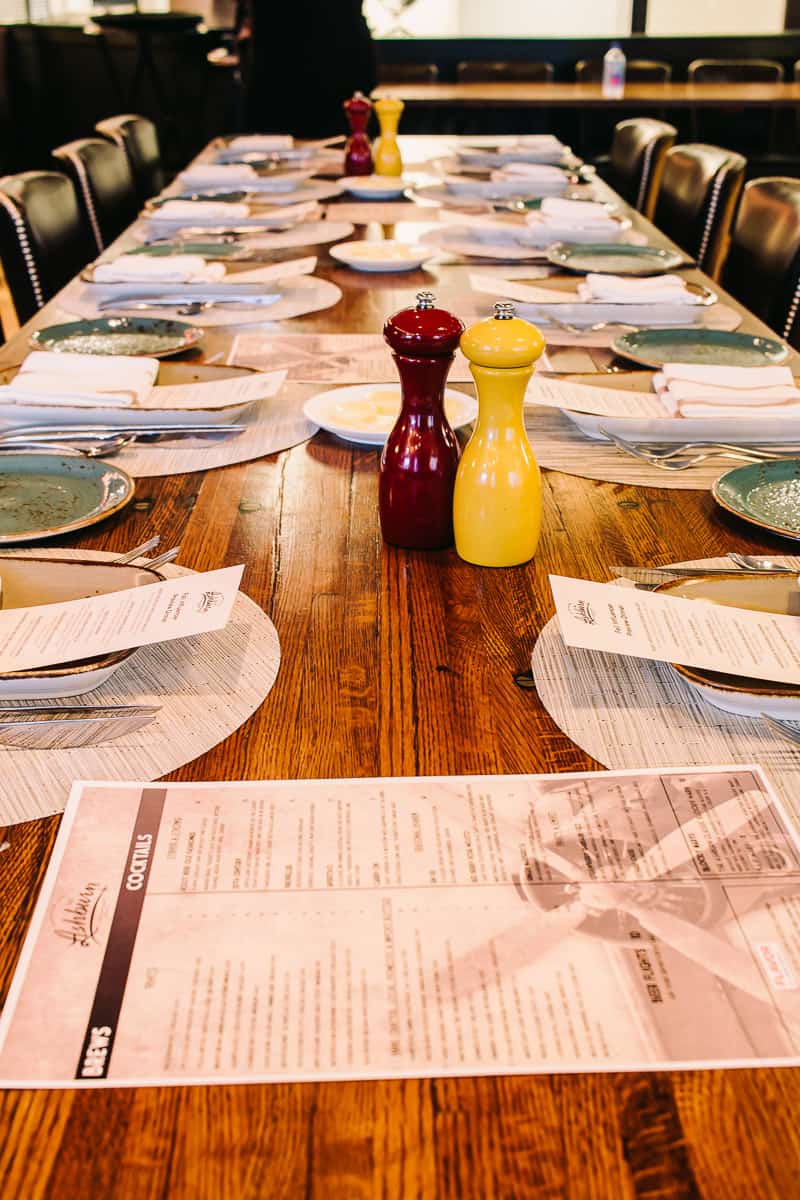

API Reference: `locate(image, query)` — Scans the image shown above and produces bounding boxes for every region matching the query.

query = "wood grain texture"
[1,137,799,1199]
[372,81,800,108]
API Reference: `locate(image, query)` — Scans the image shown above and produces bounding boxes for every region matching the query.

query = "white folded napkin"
[445,174,566,199]
[227,135,294,152]
[179,165,313,193]
[179,163,259,185]
[538,197,612,223]
[93,255,227,284]
[653,364,800,418]
[522,214,620,246]
[491,163,567,182]
[577,274,699,304]
[153,199,251,222]
[0,351,159,408]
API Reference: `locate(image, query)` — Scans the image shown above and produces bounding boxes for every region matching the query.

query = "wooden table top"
[1,137,800,1200]
[373,80,800,108]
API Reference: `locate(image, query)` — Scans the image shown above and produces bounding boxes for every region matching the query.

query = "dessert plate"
[303,384,477,445]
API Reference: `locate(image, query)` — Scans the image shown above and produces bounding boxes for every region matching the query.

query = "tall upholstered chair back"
[95,114,164,205]
[723,178,800,349]
[0,171,95,324]
[52,137,139,252]
[653,143,747,279]
[609,118,677,218]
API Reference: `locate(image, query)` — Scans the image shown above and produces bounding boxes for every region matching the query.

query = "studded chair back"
[723,177,800,349]
[609,118,677,219]
[52,137,139,252]
[0,171,95,325]
[653,143,746,279]
[95,114,164,205]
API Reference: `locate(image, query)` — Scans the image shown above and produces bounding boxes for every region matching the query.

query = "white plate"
[0,362,265,428]
[303,384,478,445]
[329,240,431,272]
[339,175,408,200]
[563,408,800,444]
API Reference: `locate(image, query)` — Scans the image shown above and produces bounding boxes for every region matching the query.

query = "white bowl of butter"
[329,240,431,272]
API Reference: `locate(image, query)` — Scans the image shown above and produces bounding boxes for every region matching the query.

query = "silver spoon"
[728,553,800,571]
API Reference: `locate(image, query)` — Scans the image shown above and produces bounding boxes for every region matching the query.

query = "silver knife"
[97,292,281,310]
[609,565,794,585]
[0,424,247,442]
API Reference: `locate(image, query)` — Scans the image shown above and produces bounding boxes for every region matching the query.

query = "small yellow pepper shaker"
[373,96,404,177]
[453,302,546,567]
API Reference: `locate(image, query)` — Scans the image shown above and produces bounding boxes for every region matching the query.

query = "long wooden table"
[1,137,800,1199]
[373,81,800,109]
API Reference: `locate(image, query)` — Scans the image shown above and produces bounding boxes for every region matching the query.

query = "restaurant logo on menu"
[50,882,107,948]
[568,600,596,625]
[197,590,224,613]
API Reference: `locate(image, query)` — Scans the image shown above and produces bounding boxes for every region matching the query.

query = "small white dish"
[329,240,430,273]
[0,556,164,700]
[303,383,478,445]
[339,175,408,200]
[655,572,800,719]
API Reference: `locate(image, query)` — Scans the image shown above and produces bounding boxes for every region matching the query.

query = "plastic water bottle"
[602,44,626,99]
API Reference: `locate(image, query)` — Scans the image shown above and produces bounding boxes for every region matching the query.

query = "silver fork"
[608,436,800,462]
[761,713,800,746]
[600,429,780,470]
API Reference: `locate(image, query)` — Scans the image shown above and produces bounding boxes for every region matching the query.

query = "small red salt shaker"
[379,291,465,550]
[343,91,373,176]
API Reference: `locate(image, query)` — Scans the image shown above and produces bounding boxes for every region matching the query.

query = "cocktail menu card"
[2,765,800,1087]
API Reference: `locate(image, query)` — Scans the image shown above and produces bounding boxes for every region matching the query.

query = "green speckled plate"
[712,459,800,540]
[612,327,789,368]
[547,242,686,275]
[0,454,135,544]
[30,316,204,358]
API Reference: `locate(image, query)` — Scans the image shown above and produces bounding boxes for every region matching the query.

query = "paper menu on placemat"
[4,764,800,1087]
[527,376,667,418]
[550,574,800,685]
[0,564,243,672]
[229,332,474,383]
[150,368,285,410]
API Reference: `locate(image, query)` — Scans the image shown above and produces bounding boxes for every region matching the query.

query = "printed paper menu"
[551,574,800,685]
[3,765,800,1088]
[0,564,243,672]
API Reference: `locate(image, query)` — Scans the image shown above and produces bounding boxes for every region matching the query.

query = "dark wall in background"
[1,26,799,176]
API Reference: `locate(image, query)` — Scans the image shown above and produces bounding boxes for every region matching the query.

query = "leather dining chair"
[574,60,672,156]
[0,171,96,325]
[575,59,672,83]
[456,60,554,83]
[687,58,783,147]
[52,137,139,253]
[606,118,677,219]
[95,114,164,205]
[653,143,746,280]
[723,178,800,349]
[377,63,439,84]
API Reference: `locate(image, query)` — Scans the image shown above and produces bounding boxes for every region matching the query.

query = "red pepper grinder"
[343,91,373,176]
[380,291,465,550]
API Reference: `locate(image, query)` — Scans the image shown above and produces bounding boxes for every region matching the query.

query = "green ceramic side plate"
[0,454,135,544]
[30,316,204,358]
[547,242,686,275]
[611,327,789,368]
[712,459,800,540]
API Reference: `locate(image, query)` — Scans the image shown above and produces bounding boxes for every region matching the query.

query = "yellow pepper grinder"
[373,96,405,177]
[453,302,546,567]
